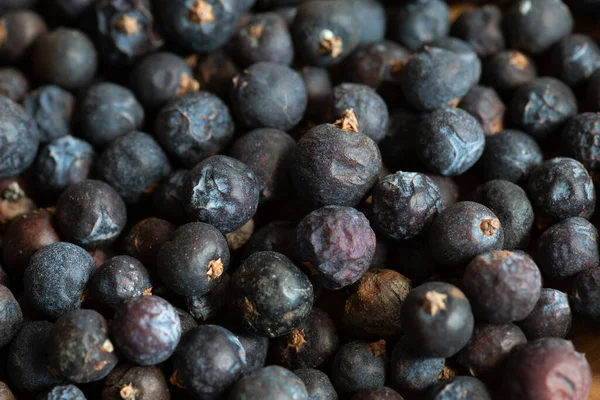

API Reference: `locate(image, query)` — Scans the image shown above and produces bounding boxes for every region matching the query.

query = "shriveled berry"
[550,34,600,88]
[39,385,86,400]
[23,85,73,144]
[561,112,600,170]
[519,288,572,340]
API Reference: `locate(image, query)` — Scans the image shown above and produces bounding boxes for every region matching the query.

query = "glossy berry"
[571,267,600,324]
[416,108,485,176]
[550,34,600,88]
[229,366,308,400]
[230,251,314,337]
[242,220,296,261]
[0,285,22,349]
[0,97,39,179]
[562,112,600,169]
[56,180,127,248]
[390,336,445,392]
[102,365,169,400]
[527,157,595,221]
[331,340,386,394]
[400,282,474,358]
[477,130,543,184]
[429,202,504,269]
[185,273,230,322]
[0,68,28,102]
[291,122,382,208]
[32,28,98,90]
[236,332,269,373]
[510,77,577,140]
[0,10,47,63]
[155,92,234,167]
[472,180,534,250]
[47,309,118,383]
[121,217,176,269]
[344,41,410,89]
[24,242,96,318]
[23,85,74,143]
[172,325,246,399]
[152,170,187,223]
[295,369,337,400]
[231,62,307,131]
[425,377,491,400]
[157,222,230,296]
[39,385,86,400]
[296,206,376,289]
[458,86,505,137]
[391,0,449,51]
[482,50,537,98]
[503,338,591,400]
[450,5,504,58]
[347,0,386,45]
[519,288,572,340]
[112,295,181,366]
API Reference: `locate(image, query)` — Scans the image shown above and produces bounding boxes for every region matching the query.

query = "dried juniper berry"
[171,325,246,399]
[102,365,169,400]
[0,285,22,349]
[456,323,527,378]
[229,366,308,400]
[112,295,181,365]
[0,68,28,102]
[159,0,244,53]
[371,172,442,241]
[562,112,600,169]
[400,282,474,358]
[332,83,389,143]
[230,251,314,337]
[24,242,96,318]
[130,52,199,110]
[94,0,164,66]
[510,77,578,140]
[549,34,600,88]
[390,336,445,392]
[347,0,386,45]
[121,217,176,269]
[571,267,600,324]
[47,309,117,383]
[192,49,239,100]
[344,41,410,89]
[417,108,485,176]
[0,97,39,179]
[79,83,145,149]
[291,1,359,67]
[425,377,491,400]
[55,180,127,249]
[89,255,152,309]
[231,62,307,131]
[536,217,599,279]
[527,157,595,221]
[477,129,543,184]
[472,180,534,250]
[0,10,46,63]
[182,155,259,233]
[450,5,504,58]
[8,321,65,392]
[230,128,296,203]
[185,273,230,322]
[291,121,382,208]
[273,307,339,369]
[242,220,296,260]
[23,85,74,144]
[231,12,294,67]
[391,0,449,51]
[236,331,269,373]
[295,369,337,400]
[38,385,86,400]
[300,66,332,120]
[296,206,376,289]
[519,288,572,340]
[152,170,187,223]
[157,222,230,296]
[503,338,591,399]
[351,388,403,400]
[458,86,505,137]
[155,91,234,167]
[32,28,98,91]
[429,37,482,89]
[462,250,542,323]
[331,340,386,394]
[429,202,504,269]
[482,50,537,98]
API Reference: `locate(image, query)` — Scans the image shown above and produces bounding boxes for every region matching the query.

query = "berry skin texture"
[372,172,443,241]
[291,1,359,67]
[390,336,445,392]
[155,91,234,168]
[503,338,591,400]
[535,217,599,279]
[157,222,230,297]
[450,5,505,58]
[79,82,145,149]
[431,37,481,89]
[0,10,47,63]
[102,365,170,400]
[295,369,337,400]
[296,206,376,289]
[550,34,600,88]
[236,332,269,373]
[344,41,410,90]
[458,85,505,137]
[231,62,307,131]
[183,155,259,233]
[112,295,182,366]
[0,96,40,179]
[400,282,474,358]
[519,288,572,340]
[121,217,176,270]
[571,267,600,324]
[23,84,74,144]
[561,112,600,169]
[527,157,595,221]
[230,251,314,338]
[391,0,449,51]
[229,365,308,400]
[24,242,96,318]
[39,385,86,400]
[332,83,389,143]
[416,108,485,176]
[291,123,382,208]
[482,50,537,98]
[97,131,172,204]
[301,66,333,120]
[32,28,98,90]
[55,180,127,249]
[172,325,246,399]
[462,250,542,323]
[331,340,387,394]
[47,309,118,383]
[425,377,491,400]
[0,285,22,349]
[429,201,504,270]
[510,77,578,140]
[346,0,386,45]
